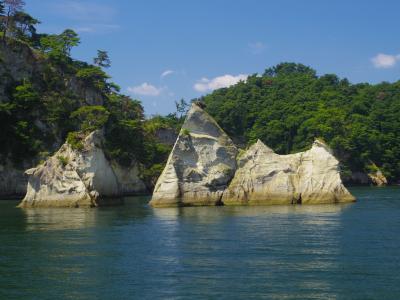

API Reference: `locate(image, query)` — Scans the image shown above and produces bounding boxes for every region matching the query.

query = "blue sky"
[26,0,400,115]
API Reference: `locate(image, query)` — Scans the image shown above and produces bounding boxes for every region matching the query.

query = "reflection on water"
[1,188,400,299]
[152,202,353,220]
[19,197,151,231]
[22,208,98,231]
[150,202,356,299]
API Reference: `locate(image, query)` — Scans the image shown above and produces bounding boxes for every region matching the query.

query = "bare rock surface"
[19,131,146,208]
[150,104,355,207]
[150,103,238,207]
[222,139,355,205]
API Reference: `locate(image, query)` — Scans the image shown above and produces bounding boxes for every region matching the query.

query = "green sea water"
[1,187,400,299]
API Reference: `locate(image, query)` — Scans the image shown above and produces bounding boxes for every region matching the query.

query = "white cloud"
[127,83,163,96]
[161,70,174,78]
[371,53,400,69]
[194,74,248,92]
[248,41,267,54]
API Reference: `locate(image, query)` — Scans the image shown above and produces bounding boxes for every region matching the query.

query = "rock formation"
[368,170,388,186]
[151,104,355,207]
[222,140,355,205]
[0,41,106,199]
[149,103,238,207]
[19,131,146,208]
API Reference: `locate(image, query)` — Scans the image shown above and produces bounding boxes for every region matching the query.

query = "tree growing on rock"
[94,50,111,68]
[70,106,110,133]
[1,0,25,40]
[40,29,80,62]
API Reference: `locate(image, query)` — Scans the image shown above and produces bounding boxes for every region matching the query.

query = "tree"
[175,98,189,119]
[0,2,5,33]
[59,29,79,55]
[0,1,5,16]
[76,66,110,91]
[13,11,39,41]
[263,62,316,77]
[4,0,24,12]
[13,80,40,110]
[70,106,110,132]
[94,50,111,68]
[40,29,80,62]
[2,0,25,40]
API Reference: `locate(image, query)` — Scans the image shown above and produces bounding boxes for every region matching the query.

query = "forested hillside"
[0,0,179,195]
[202,63,400,183]
[1,0,399,196]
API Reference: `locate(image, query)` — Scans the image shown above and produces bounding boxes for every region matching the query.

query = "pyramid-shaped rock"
[150,103,238,207]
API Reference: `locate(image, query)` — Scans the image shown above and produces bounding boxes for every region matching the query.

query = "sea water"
[0,187,399,299]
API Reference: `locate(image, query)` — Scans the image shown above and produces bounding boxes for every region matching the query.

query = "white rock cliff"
[19,131,146,208]
[151,105,355,207]
[222,139,355,205]
[150,103,238,207]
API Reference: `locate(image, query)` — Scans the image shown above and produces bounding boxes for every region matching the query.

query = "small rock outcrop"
[150,103,238,207]
[150,105,355,207]
[222,140,355,205]
[19,131,146,208]
[368,170,388,186]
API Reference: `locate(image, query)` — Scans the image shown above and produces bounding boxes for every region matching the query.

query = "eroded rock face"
[222,139,355,205]
[0,42,107,199]
[149,103,238,207]
[19,131,146,208]
[151,104,355,208]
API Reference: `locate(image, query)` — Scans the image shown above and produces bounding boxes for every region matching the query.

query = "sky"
[26,0,400,116]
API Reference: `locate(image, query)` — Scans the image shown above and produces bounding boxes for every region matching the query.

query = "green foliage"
[203,62,400,182]
[0,9,176,191]
[181,128,190,136]
[76,66,110,91]
[93,50,111,68]
[139,163,165,189]
[70,106,110,132]
[175,98,190,119]
[67,131,84,151]
[13,11,40,42]
[12,80,40,109]
[57,155,68,167]
[103,94,146,165]
[40,29,79,62]
[144,114,182,134]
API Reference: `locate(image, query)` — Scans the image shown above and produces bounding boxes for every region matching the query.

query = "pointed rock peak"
[183,102,231,140]
[312,138,333,154]
[249,139,275,154]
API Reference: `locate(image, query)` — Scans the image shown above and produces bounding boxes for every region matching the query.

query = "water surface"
[1,187,400,299]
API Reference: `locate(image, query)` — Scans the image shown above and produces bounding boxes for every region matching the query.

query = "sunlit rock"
[150,103,238,207]
[222,139,355,205]
[19,131,146,208]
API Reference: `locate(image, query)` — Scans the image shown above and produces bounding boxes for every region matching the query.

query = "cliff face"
[0,42,103,106]
[150,103,238,207]
[0,42,105,198]
[150,104,355,207]
[222,140,355,205]
[19,131,146,208]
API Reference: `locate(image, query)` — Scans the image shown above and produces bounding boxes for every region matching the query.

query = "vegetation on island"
[201,63,400,183]
[0,0,181,188]
[1,1,399,187]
